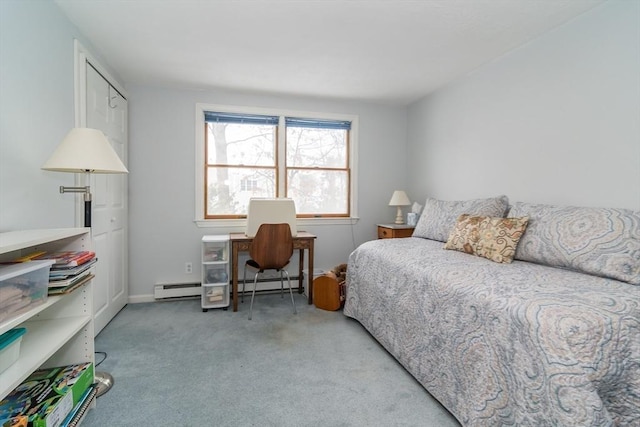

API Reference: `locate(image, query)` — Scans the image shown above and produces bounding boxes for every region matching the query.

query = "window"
[197,105,357,222]
[285,118,351,217]
[204,112,278,218]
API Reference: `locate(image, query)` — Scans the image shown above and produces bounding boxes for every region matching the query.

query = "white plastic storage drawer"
[201,284,229,309]
[203,265,228,285]
[201,235,229,312]
[202,239,228,263]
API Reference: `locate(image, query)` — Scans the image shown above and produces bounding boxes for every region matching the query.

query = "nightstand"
[377,224,415,239]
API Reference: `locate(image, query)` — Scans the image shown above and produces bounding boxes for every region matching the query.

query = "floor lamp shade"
[42,128,128,174]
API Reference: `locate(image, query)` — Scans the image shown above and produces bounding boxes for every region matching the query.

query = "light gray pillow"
[412,195,509,242]
[509,202,640,285]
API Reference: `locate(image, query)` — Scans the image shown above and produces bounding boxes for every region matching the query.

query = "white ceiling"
[54,0,604,106]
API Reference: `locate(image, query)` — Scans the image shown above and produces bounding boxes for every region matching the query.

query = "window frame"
[204,114,279,219]
[195,103,359,228]
[285,121,351,218]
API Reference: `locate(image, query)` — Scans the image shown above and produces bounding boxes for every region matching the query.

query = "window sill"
[194,217,360,229]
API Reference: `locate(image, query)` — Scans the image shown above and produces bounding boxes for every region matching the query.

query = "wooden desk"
[229,231,317,312]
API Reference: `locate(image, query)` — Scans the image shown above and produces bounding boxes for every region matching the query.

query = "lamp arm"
[58,185,92,227]
[59,185,89,194]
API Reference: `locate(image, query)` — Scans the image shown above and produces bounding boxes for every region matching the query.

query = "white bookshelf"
[0,228,95,401]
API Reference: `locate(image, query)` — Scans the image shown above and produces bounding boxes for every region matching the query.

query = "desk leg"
[232,242,239,312]
[298,249,304,294]
[308,240,314,305]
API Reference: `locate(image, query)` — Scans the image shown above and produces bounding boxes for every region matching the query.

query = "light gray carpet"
[82,293,461,426]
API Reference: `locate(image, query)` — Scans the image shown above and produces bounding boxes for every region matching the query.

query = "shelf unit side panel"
[0,228,95,401]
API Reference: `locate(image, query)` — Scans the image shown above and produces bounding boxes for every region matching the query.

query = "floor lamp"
[42,127,128,397]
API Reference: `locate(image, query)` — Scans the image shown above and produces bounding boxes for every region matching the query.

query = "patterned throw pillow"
[509,202,640,285]
[444,214,529,263]
[413,196,510,242]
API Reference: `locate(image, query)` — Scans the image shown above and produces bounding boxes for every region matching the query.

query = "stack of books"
[32,251,97,295]
[0,362,96,427]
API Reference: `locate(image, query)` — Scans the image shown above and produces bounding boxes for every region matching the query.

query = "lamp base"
[94,371,114,397]
[395,207,405,224]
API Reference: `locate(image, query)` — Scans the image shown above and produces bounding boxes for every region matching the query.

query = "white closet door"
[86,64,129,335]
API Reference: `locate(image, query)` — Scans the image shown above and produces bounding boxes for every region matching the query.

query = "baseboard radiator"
[153,276,304,301]
[154,282,201,300]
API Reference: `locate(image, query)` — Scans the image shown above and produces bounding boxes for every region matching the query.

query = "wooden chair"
[242,223,296,320]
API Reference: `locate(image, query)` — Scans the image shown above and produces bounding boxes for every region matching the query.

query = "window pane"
[207,167,275,216]
[286,127,347,168]
[207,123,275,166]
[287,170,348,215]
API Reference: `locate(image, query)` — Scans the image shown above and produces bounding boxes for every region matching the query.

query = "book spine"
[52,252,95,268]
[36,251,96,268]
[60,385,97,427]
[47,274,94,296]
[15,251,47,262]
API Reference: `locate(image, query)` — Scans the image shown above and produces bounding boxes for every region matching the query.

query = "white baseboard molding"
[129,294,155,304]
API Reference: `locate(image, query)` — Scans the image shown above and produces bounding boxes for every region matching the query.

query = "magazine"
[34,251,96,268]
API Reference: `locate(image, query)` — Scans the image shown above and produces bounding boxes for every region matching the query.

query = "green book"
[0,363,94,427]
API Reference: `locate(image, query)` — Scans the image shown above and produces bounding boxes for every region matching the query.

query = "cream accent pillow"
[445,214,529,264]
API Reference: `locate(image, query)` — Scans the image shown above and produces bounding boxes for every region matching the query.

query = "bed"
[344,197,640,426]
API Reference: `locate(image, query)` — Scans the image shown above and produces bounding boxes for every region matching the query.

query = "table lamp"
[42,127,128,397]
[389,190,410,224]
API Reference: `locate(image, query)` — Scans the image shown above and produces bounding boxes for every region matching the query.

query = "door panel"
[86,64,128,335]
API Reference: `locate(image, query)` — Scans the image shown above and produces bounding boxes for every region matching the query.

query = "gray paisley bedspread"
[343,237,640,426]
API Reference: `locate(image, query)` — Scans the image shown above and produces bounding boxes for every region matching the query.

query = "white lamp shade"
[388,190,410,206]
[42,128,128,174]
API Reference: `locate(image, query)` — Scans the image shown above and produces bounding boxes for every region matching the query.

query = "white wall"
[0,0,116,231]
[11,0,634,303]
[0,0,77,230]
[127,85,407,299]
[406,0,640,211]
[0,1,409,301]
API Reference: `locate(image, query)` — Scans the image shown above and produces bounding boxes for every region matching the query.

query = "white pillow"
[509,202,640,285]
[412,196,509,242]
